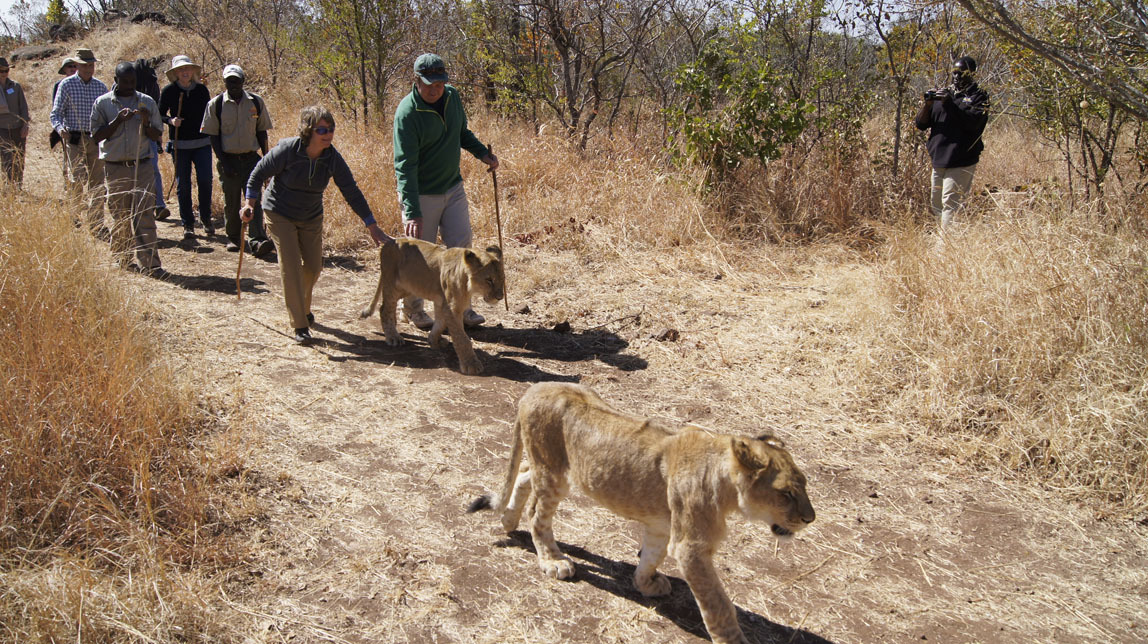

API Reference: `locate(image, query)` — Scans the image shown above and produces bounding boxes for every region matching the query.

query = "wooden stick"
[236,220,247,300]
[490,145,508,311]
[165,92,183,195]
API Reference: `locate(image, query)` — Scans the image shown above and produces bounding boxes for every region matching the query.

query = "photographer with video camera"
[915,56,990,232]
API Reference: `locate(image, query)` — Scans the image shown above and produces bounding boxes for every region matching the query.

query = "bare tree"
[954,0,1148,121]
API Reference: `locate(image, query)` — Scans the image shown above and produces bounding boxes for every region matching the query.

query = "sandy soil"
[18,113,1148,644]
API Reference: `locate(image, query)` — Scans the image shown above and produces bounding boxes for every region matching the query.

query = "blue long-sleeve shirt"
[246,136,375,225]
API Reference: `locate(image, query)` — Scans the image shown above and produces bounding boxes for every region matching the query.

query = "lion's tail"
[467,417,524,515]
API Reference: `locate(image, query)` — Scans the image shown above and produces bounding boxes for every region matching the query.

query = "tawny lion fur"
[469,382,815,644]
[359,238,503,375]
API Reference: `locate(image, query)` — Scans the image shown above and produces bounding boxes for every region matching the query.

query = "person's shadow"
[469,323,648,372]
[161,271,271,296]
[495,532,836,643]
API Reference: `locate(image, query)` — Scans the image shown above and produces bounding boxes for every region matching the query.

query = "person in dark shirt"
[242,105,393,344]
[915,56,990,231]
[159,55,214,239]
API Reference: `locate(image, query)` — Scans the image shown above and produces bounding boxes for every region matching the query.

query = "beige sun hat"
[58,56,78,74]
[166,54,201,83]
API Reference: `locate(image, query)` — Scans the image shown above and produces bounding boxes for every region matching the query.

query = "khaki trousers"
[266,210,324,330]
[64,134,107,234]
[403,181,473,316]
[104,160,160,269]
[0,127,26,187]
[930,164,977,230]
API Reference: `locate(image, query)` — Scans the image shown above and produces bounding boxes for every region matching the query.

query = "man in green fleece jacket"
[393,53,499,330]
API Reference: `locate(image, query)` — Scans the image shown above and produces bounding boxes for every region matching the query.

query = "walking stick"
[236,220,248,300]
[489,146,508,311]
[165,92,183,195]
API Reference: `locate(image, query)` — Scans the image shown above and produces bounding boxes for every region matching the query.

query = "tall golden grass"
[876,199,1148,515]
[0,192,245,639]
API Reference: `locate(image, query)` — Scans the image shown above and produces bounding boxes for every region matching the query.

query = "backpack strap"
[215,91,263,122]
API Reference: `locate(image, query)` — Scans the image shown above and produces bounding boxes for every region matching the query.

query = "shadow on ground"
[471,324,648,371]
[304,322,580,383]
[163,272,271,296]
[496,532,836,644]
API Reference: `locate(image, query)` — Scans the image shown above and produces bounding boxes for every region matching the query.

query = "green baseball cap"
[414,53,448,85]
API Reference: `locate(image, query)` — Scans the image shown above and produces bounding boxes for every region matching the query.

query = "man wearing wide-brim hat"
[49,57,78,152]
[50,48,108,236]
[0,57,31,188]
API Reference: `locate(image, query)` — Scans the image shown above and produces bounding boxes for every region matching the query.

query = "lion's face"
[731,436,816,539]
[465,246,505,304]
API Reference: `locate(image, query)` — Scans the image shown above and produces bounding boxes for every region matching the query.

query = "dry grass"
[0,189,249,639]
[874,202,1148,515]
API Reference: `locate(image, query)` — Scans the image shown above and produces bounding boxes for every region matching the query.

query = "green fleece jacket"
[393,84,489,220]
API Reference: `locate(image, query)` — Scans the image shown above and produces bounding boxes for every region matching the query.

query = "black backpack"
[133,58,161,102]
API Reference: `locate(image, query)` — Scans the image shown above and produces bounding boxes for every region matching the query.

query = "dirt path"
[22,137,1147,643]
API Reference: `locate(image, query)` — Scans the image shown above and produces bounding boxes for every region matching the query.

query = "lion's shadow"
[308,317,645,381]
[496,531,835,644]
[309,322,580,383]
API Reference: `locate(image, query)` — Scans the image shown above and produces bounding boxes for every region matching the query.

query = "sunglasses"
[0,69,8,73]
[313,126,335,135]
[421,66,447,76]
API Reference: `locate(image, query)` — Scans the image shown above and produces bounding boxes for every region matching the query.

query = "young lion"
[359,238,503,375]
[468,382,815,644]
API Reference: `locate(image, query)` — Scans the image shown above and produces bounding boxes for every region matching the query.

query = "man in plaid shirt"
[50,48,108,237]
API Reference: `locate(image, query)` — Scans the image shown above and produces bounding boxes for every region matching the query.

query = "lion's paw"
[459,359,484,375]
[636,572,672,597]
[500,514,520,533]
[384,334,403,347]
[540,558,575,580]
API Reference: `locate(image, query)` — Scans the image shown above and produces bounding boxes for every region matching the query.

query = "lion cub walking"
[469,382,815,644]
[359,239,503,375]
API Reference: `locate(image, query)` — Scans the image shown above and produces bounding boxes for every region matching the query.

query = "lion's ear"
[732,438,769,471]
[463,249,482,269]
[755,433,785,449]
[486,245,502,259]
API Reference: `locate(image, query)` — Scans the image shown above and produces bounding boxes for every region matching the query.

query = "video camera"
[923,87,950,101]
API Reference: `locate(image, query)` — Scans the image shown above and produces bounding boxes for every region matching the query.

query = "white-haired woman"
[242,105,393,344]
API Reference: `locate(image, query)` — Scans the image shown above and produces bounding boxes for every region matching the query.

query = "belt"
[105,158,151,166]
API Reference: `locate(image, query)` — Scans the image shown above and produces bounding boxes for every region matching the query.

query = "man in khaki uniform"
[0,57,30,187]
[50,48,108,235]
[92,62,165,277]
[200,64,273,256]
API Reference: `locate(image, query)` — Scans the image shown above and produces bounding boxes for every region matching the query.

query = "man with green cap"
[393,52,499,330]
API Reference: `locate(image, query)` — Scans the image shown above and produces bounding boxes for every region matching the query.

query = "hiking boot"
[252,238,274,258]
[405,309,434,331]
[463,309,486,328]
[226,240,240,252]
[307,312,315,325]
[183,226,195,240]
[202,219,216,236]
[154,206,171,221]
[294,327,312,345]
